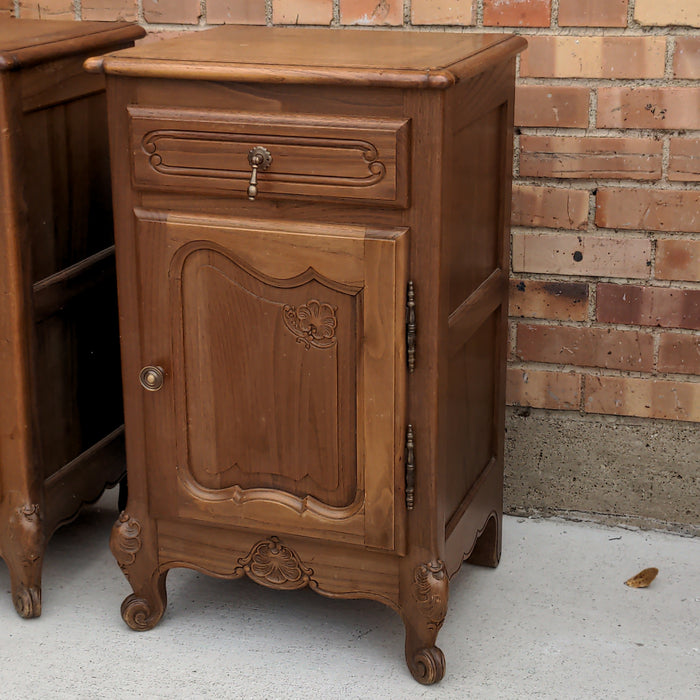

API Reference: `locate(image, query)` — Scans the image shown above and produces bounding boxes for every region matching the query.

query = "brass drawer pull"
[247,146,272,200]
[139,366,164,392]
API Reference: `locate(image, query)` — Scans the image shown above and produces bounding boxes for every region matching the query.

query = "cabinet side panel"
[0,71,37,498]
[23,93,114,281]
[23,90,123,479]
[447,108,503,314]
[34,274,123,478]
[441,61,515,535]
[445,315,497,523]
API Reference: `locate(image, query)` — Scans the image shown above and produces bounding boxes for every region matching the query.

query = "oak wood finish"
[89,26,525,683]
[88,26,521,88]
[129,108,410,206]
[0,19,144,618]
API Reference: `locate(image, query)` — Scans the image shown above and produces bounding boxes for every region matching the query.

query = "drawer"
[129,106,410,207]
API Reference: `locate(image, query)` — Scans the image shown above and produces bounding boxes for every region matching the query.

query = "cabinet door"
[134,210,408,552]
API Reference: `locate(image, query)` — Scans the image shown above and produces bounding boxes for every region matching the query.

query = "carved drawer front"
[129,106,410,206]
[134,210,409,553]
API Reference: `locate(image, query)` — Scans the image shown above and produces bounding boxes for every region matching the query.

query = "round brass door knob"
[139,365,164,391]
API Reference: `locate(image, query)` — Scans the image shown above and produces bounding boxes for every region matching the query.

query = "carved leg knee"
[401,559,449,684]
[4,504,45,618]
[111,511,167,631]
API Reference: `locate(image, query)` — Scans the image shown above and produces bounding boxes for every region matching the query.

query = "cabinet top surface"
[0,19,146,71]
[86,26,526,89]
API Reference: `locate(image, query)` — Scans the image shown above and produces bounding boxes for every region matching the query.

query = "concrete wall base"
[504,408,699,537]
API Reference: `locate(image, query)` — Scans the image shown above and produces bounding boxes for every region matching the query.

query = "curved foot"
[13,584,41,619]
[2,503,45,618]
[466,512,501,568]
[407,645,446,684]
[121,588,166,631]
[111,510,168,631]
[401,559,449,684]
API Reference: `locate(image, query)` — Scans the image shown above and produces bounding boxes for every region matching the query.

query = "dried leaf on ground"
[624,567,659,588]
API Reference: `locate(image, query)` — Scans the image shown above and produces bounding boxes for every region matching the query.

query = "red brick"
[19,0,73,18]
[207,0,266,24]
[597,283,700,331]
[558,0,628,27]
[143,0,201,24]
[273,0,333,24]
[519,36,665,79]
[512,185,588,230]
[509,279,589,321]
[519,136,662,181]
[596,188,699,234]
[340,0,403,25]
[584,375,700,422]
[516,323,654,371]
[506,367,581,410]
[411,0,475,24]
[514,85,589,128]
[597,87,700,130]
[656,240,700,283]
[82,0,138,20]
[635,0,700,27]
[658,332,700,375]
[669,138,700,182]
[513,232,651,279]
[483,0,550,27]
[512,234,652,278]
[673,37,700,79]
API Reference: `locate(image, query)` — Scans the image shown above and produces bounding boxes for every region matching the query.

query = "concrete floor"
[0,489,698,699]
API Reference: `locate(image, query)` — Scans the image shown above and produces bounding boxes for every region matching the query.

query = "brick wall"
[13,0,699,425]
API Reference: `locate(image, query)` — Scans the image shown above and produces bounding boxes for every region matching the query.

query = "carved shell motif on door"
[282,299,338,349]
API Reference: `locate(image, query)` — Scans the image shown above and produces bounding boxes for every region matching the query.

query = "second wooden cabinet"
[87,26,525,683]
[0,18,144,618]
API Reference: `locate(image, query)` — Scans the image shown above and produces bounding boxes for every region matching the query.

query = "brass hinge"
[406,280,416,373]
[405,424,415,510]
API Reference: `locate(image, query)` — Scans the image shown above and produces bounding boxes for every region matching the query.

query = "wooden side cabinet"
[87,27,525,683]
[0,19,145,617]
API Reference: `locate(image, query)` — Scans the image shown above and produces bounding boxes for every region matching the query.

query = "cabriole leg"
[110,510,167,630]
[400,559,449,684]
[2,503,45,618]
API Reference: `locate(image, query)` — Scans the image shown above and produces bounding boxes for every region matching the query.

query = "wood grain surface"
[100,26,524,684]
[0,19,143,619]
[86,25,525,89]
